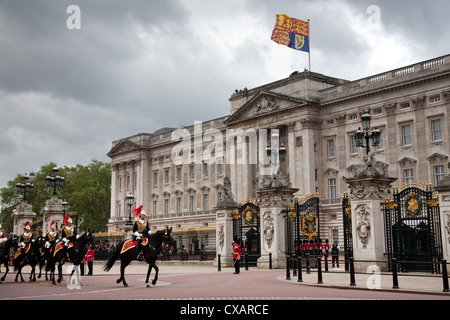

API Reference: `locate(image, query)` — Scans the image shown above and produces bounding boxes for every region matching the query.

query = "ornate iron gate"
[342,192,353,270]
[233,198,260,266]
[383,182,443,272]
[286,192,320,256]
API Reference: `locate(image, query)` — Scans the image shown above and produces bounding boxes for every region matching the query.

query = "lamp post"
[16,173,34,202]
[354,110,381,155]
[62,199,68,222]
[45,166,65,196]
[126,193,134,226]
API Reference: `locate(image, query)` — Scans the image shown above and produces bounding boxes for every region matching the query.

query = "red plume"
[132,205,143,217]
[25,221,31,229]
[64,213,70,225]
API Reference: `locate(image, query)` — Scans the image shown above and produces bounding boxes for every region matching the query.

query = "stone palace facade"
[107,54,450,254]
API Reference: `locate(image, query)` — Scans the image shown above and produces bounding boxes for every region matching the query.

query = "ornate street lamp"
[16,173,34,201]
[62,199,68,221]
[46,166,65,196]
[126,193,134,226]
[354,110,381,155]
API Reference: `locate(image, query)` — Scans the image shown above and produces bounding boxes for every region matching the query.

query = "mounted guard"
[132,205,150,258]
[45,220,58,250]
[61,213,77,247]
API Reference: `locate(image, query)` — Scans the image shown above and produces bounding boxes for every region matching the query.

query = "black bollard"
[442,260,449,293]
[218,254,221,272]
[317,256,323,284]
[286,256,291,280]
[392,258,399,289]
[324,253,329,272]
[245,252,249,271]
[306,253,311,274]
[297,256,303,282]
[269,253,272,270]
[349,257,356,286]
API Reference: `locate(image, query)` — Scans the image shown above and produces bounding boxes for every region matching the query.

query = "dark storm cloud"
[0,0,448,190]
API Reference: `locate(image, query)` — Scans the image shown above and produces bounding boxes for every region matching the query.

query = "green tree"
[0,160,111,234]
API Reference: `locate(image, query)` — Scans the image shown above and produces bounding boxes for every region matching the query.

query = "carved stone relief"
[356,204,371,248]
[263,211,275,249]
[218,223,225,251]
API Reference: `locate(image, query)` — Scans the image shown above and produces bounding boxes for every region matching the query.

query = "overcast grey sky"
[0,0,449,189]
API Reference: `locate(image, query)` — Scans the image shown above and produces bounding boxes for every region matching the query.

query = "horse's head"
[162,227,173,248]
[86,230,95,248]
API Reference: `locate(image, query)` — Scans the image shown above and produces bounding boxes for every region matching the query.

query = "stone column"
[215,203,238,267]
[11,202,36,236]
[435,176,450,261]
[41,196,65,235]
[257,173,298,269]
[215,176,239,267]
[344,176,396,272]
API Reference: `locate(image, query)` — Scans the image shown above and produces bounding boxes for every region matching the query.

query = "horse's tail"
[103,242,122,272]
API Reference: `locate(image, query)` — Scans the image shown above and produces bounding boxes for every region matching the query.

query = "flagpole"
[308,18,311,71]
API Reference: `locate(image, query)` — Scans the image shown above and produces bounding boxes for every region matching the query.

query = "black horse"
[103,227,172,287]
[13,237,41,282]
[0,237,18,282]
[47,231,95,285]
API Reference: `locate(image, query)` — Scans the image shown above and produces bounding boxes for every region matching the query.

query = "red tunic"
[232,243,241,259]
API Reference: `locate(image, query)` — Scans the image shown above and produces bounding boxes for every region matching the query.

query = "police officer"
[331,240,340,268]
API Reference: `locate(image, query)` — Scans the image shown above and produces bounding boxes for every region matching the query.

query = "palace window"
[328,178,337,199]
[432,119,442,141]
[203,194,209,210]
[190,165,195,180]
[153,200,157,215]
[434,165,445,186]
[177,197,182,213]
[350,136,358,154]
[401,124,412,146]
[190,196,195,212]
[164,169,170,184]
[177,167,182,182]
[327,139,335,158]
[404,169,414,183]
[164,199,169,215]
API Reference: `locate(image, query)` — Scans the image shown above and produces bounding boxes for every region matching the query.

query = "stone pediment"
[107,139,140,157]
[225,91,310,125]
[427,153,448,164]
[398,157,417,167]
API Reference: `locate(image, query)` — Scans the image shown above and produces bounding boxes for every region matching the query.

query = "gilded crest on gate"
[405,191,422,218]
[301,211,318,240]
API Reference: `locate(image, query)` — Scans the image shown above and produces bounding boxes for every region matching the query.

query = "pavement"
[91,260,450,296]
[5,260,450,297]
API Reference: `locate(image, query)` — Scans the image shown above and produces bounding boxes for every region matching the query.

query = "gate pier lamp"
[46,166,65,196]
[16,173,34,202]
[354,111,381,155]
[126,193,134,226]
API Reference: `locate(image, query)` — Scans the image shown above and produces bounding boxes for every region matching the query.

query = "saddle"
[120,237,148,254]
[14,244,31,259]
[53,241,73,257]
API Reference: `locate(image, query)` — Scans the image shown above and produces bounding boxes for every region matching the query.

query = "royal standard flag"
[271,14,309,52]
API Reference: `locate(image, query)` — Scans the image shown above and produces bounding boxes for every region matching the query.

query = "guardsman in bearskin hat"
[61,213,77,247]
[132,205,150,258]
[0,223,7,246]
[232,237,241,274]
[44,220,58,250]
[19,221,34,249]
